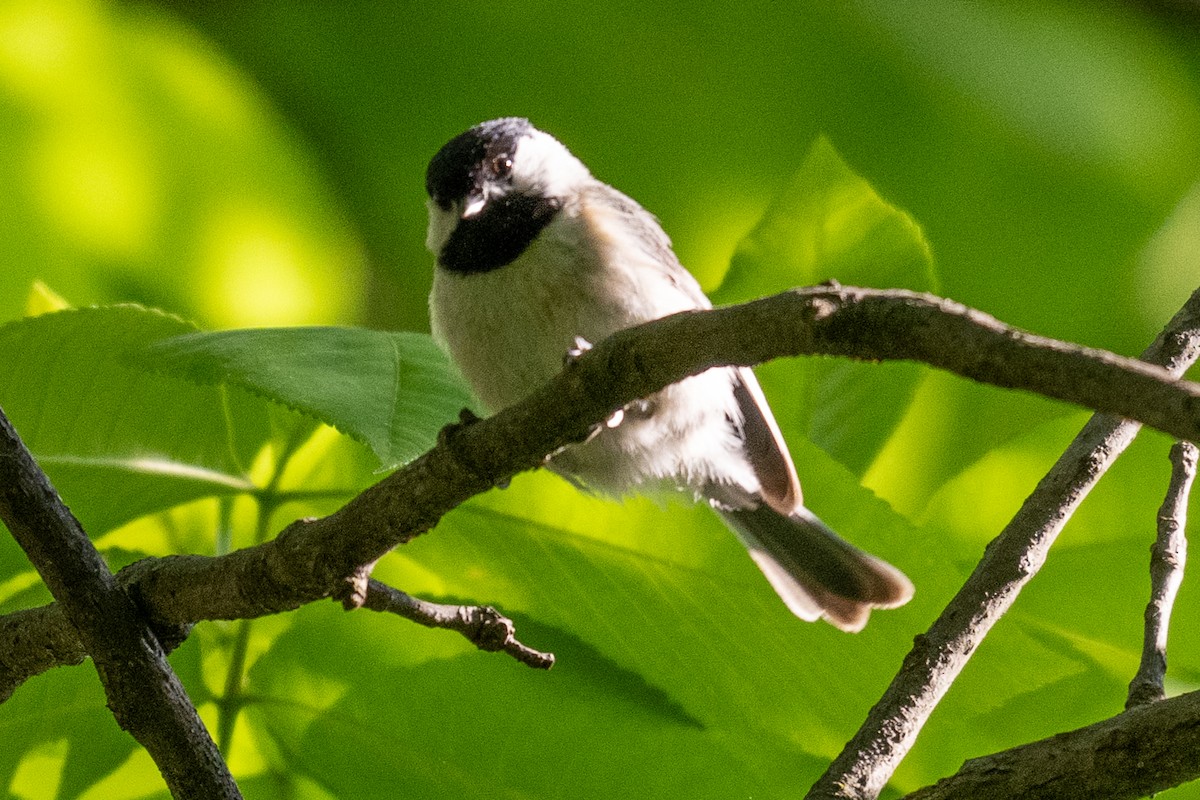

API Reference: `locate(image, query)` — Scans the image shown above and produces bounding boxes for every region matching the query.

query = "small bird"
[424,118,912,631]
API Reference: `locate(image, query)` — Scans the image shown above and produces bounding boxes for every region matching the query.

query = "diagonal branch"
[0,408,241,800]
[6,285,1200,705]
[805,287,1200,799]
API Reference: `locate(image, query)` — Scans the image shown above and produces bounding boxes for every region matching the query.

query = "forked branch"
[6,285,1200,800]
[806,288,1200,799]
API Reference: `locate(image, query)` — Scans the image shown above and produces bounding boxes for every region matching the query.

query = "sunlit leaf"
[139,327,475,469]
[0,306,265,540]
[713,136,938,476]
[354,440,952,791]
[25,280,71,317]
[0,665,134,800]
[719,136,936,299]
[245,603,809,799]
[0,1,366,328]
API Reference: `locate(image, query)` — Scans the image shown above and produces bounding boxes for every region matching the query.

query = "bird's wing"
[582,183,800,512]
[586,184,713,309]
[732,369,802,514]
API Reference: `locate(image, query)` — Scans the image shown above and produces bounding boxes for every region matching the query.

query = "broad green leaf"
[245,603,807,799]
[718,136,936,298]
[0,663,135,800]
[0,306,266,541]
[341,441,952,793]
[713,136,938,476]
[139,327,475,469]
[897,663,1123,793]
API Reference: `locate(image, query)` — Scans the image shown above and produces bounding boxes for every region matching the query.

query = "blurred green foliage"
[3,1,1200,798]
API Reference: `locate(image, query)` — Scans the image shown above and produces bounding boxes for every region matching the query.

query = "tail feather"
[719,504,913,632]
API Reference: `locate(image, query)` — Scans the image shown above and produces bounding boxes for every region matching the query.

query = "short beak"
[461,188,487,219]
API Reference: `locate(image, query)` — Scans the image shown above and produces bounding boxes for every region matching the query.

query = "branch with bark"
[898,441,1200,800]
[5,284,1200,798]
[806,286,1200,799]
[361,579,556,669]
[901,688,1200,800]
[0,410,242,800]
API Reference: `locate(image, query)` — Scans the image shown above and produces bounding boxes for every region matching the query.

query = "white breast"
[429,188,761,502]
[431,192,688,408]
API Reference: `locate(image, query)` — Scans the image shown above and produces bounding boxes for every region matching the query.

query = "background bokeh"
[3,1,1200,798]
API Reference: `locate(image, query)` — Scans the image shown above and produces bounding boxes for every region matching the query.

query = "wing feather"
[731,370,802,514]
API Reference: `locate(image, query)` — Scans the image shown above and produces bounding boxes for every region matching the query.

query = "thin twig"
[806,287,1200,800]
[0,408,241,800]
[361,579,555,669]
[1127,440,1196,708]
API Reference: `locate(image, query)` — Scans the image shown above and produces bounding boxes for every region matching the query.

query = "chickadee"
[425,118,913,631]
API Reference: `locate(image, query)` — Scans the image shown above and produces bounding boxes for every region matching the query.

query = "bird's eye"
[491,154,513,177]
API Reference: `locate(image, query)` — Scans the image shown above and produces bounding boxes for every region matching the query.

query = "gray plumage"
[425,118,912,630]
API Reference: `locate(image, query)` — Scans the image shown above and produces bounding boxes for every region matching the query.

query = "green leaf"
[245,603,802,799]
[719,136,936,298]
[139,327,475,469]
[25,280,71,317]
[0,664,136,800]
[0,306,264,540]
[897,419,1200,787]
[354,442,949,791]
[713,136,938,475]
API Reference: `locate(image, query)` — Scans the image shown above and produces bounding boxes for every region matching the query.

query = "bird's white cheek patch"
[511,131,591,200]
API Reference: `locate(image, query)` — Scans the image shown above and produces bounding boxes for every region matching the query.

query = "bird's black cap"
[425,117,532,210]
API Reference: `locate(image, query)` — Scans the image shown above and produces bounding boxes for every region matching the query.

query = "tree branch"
[901,688,1200,800]
[1127,440,1195,708]
[0,604,85,703]
[0,408,241,799]
[805,287,1200,799]
[6,285,1200,706]
[361,579,555,669]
